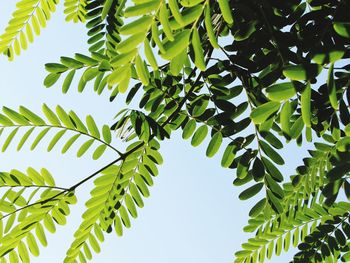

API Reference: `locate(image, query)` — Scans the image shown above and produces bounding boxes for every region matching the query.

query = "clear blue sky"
[0,3,308,262]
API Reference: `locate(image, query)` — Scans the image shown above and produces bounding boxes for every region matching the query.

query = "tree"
[0,0,349,262]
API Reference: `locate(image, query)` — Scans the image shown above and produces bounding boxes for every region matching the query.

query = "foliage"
[0,0,350,262]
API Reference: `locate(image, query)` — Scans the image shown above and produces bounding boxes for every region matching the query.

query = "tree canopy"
[0,0,350,262]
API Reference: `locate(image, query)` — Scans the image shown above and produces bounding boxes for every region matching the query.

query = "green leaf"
[135,55,149,86]
[182,119,196,139]
[266,83,296,102]
[250,101,280,124]
[101,0,113,20]
[259,140,284,165]
[102,125,111,144]
[45,63,68,73]
[221,142,236,168]
[161,29,191,60]
[26,232,39,257]
[120,15,152,35]
[239,183,264,200]
[2,128,19,152]
[56,106,74,129]
[282,64,322,80]
[333,22,350,38]
[327,63,338,110]
[47,129,66,151]
[169,0,185,25]
[86,115,100,138]
[124,1,160,17]
[3,107,29,125]
[31,128,50,150]
[290,116,304,139]
[17,127,34,151]
[159,4,174,41]
[191,125,208,147]
[312,49,344,64]
[280,101,292,137]
[191,30,206,71]
[301,83,311,127]
[218,0,233,24]
[265,174,284,199]
[92,145,107,160]
[252,157,265,180]
[42,104,60,126]
[114,215,123,237]
[267,190,283,214]
[125,194,137,218]
[204,4,219,49]
[206,132,223,157]
[77,139,94,157]
[249,198,266,217]
[144,39,158,70]
[62,134,80,153]
[117,33,145,54]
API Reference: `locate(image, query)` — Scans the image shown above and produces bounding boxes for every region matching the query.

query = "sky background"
[0,2,311,263]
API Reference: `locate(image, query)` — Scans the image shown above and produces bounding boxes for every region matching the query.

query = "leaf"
[191,30,206,71]
[312,49,344,64]
[77,139,94,157]
[117,33,145,54]
[114,215,123,237]
[59,69,74,93]
[45,63,68,73]
[102,125,111,144]
[266,83,296,102]
[92,145,107,160]
[159,4,174,41]
[144,40,158,70]
[259,141,284,165]
[120,15,152,35]
[135,55,149,86]
[125,194,137,218]
[124,1,160,17]
[3,107,29,125]
[101,0,113,20]
[218,0,233,24]
[204,4,219,48]
[283,64,322,80]
[221,142,236,168]
[86,115,100,138]
[191,125,208,147]
[182,119,196,139]
[265,174,284,199]
[206,132,223,158]
[17,127,35,151]
[42,104,60,126]
[26,232,39,257]
[161,29,191,60]
[47,129,66,151]
[62,134,80,153]
[301,83,311,127]
[168,0,184,25]
[250,102,280,124]
[31,128,50,150]
[267,190,283,214]
[327,63,338,110]
[333,22,350,38]
[280,101,292,137]
[249,198,266,217]
[239,183,264,200]
[2,128,19,152]
[252,157,265,180]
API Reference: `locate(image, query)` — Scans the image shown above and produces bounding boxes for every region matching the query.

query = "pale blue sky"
[0,2,308,262]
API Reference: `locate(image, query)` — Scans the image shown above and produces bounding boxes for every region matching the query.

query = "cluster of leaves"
[0,0,350,262]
